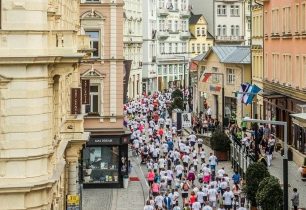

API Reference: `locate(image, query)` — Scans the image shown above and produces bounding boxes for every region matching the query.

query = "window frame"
[226,68,236,84]
[85,30,100,58]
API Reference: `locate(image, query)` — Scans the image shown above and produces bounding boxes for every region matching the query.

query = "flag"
[243,84,262,104]
[209,85,221,92]
[237,83,248,101]
[189,60,199,71]
[202,73,212,82]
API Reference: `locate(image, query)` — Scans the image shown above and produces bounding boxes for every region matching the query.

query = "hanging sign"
[181,112,192,128]
[71,88,81,114]
[81,79,90,104]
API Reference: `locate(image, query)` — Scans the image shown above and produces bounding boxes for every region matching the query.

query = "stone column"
[67,160,78,195]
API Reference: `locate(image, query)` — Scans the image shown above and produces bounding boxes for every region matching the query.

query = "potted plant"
[210,129,231,161]
[256,176,283,210]
[244,162,270,210]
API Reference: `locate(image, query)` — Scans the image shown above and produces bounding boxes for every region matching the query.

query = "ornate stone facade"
[0,0,89,209]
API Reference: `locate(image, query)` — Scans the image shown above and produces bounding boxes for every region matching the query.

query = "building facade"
[143,0,191,92]
[189,14,214,58]
[197,46,252,126]
[251,1,264,119]
[0,0,90,209]
[124,0,143,100]
[263,0,306,166]
[79,0,129,188]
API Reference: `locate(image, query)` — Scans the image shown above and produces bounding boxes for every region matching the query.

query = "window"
[173,0,178,10]
[169,43,172,53]
[175,43,178,53]
[169,65,173,74]
[236,25,240,36]
[248,18,251,31]
[208,43,211,49]
[302,4,306,32]
[202,44,206,53]
[85,31,100,58]
[227,68,235,84]
[85,0,100,2]
[197,27,201,36]
[182,42,186,53]
[295,4,299,33]
[201,27,206,36]
[282,7,291,34]
[197,44,201,53]
[174,21,178,32]
[163,65,167,75]
[89,85,99,113]
[231,25,235,36]
[179,64,183,73]
[160,43,165,54]
[192,43,195,52]
[235,5,240,16]
[174,65,178,74]
[303,56,306,87]
[168,20,172,31]
[222,25,227,36]
[230,5,235,16]
[159,0,164,8]
[212,67,219,83]
[217,25,221,36]
[158,65,162,75]
[217,5,226,15]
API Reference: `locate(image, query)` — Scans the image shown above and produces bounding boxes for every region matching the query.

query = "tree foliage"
[210,129,231,151]
[244,162,270,207]
[171,89,183,99]
[256,176,283,210]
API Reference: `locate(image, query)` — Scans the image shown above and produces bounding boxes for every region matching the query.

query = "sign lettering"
[81,79,90,104]
[71,88,81,114]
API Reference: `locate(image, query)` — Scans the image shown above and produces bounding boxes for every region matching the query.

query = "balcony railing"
[180,31,191,39]
[215,36,245,41]
[157,8,169,16]
[179,10,190,18]
[157,31,170,39]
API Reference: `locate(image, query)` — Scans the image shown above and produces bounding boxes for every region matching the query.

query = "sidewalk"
[82,155,148,210]
[184,127,306,209]
[269,151,306,209]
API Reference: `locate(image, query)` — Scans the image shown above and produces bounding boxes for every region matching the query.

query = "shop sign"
[67,194,80,210]
[89,136,121,145]
[71,88,81,114]
[81,79,90,104]
[182,112,192,128]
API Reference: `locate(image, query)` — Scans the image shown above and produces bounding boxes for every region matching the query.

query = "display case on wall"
[81,135,129,188]
[83,146,119,184]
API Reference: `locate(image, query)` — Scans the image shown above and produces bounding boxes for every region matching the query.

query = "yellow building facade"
[251,3,264,119]
[197,46,252,126]
[189,14,214,58]
[0,1,90,209]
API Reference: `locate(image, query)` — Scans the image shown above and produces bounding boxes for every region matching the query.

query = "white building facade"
[214,0,245,45]
[124,0,143,99]
[143,0,191,93]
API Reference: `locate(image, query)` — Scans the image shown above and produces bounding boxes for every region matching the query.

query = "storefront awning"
[291,113,306,121]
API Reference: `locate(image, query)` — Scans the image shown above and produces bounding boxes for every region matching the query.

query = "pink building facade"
[263,0,306,165]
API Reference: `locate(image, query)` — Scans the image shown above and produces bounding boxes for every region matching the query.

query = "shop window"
[83,146,119,183]
[85,31,100,58]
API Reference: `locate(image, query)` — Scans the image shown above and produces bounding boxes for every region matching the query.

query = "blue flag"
[243,84,261,104]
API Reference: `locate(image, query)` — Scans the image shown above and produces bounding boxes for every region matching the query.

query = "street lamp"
[175,55,187,110]
[242,118,288,210]
[203,72,225,129]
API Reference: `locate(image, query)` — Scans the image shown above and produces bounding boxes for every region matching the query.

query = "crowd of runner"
[124,91,247,210]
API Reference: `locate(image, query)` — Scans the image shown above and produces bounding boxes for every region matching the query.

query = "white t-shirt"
[144,205,154,210]
[209,155,217,165]
[202,205,213,210]
[182,155,190,163]
[189,134,197,142]
[198,138,203,144]
[192,201,201,210]
[202,187,208,196]
[208,188,218,201]
[200,151,206,159]
[159,158,165,168]
[175,164,184,175]
[166,170,173,180]
[217,169,225,177]
[223,191,234,205]
[196,191,205,203]
[154,195,164,208]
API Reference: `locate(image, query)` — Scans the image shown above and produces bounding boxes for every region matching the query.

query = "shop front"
[82,134,129,188]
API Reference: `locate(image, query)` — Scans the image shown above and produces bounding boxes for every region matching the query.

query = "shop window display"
[83,146,119,183]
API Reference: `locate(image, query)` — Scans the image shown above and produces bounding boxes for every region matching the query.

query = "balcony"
[180,31,191,39]
[157,31,169,39]
[215,36,245,42]
[179,10,190,18]
[157,8,169,16]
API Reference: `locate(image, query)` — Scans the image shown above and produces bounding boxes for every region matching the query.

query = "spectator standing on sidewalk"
[291,188,299,210]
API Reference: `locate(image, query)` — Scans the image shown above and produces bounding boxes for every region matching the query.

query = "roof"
[192,53,206,61]
[189,14,202,25]
[207,31,214,39]
[204,46,251,64]
[291,113,306,121]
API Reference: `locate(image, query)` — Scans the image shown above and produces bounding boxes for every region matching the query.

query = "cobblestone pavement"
[82,188,112,210]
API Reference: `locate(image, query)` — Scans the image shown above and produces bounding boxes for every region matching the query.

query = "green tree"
[244,162,270,207]
[168,97,184,114]
[256,176,283,210]
[171,89,183,99]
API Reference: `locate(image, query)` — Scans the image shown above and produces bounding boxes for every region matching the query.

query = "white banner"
[182,112,192,128]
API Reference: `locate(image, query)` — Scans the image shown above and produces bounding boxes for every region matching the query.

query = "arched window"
[231,25,235,36]
[236,25,240,36]
[223,25,227,36]
[217,25,221,36]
